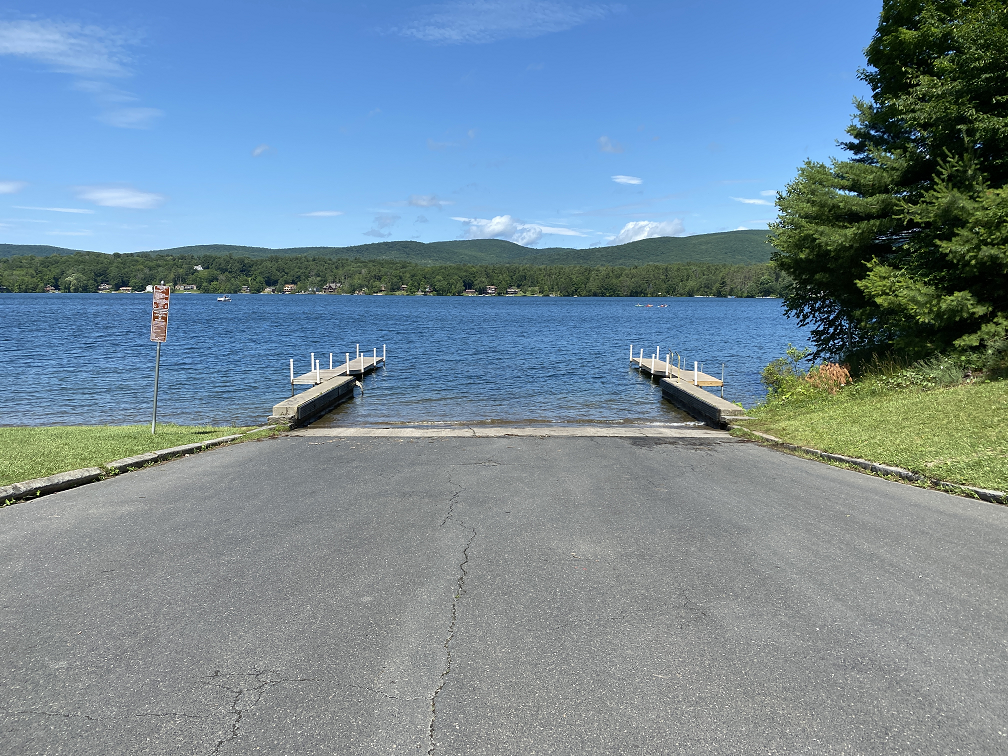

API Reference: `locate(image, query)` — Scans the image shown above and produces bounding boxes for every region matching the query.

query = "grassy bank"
[740,376,1008,493]
[0,424,258,486]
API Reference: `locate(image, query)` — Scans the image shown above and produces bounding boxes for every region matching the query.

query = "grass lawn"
[740,380,1008,493]
[0,424,257,486]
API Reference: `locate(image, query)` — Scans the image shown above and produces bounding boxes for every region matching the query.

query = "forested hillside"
[0,250,788,298]
[0,229,772,266]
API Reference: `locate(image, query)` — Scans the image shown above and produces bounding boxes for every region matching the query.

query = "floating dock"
[269,345,385,427]
[630,344,745,429]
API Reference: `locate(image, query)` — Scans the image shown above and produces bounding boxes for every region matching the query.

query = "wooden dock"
[270,344,386,427]
[630,344,745,428]
[292,346,385,386]
[629,346,723,388]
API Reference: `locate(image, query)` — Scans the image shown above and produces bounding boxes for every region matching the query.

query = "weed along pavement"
[2,429,1007,754]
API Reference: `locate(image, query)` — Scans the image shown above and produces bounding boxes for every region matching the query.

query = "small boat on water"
[217,295,231,302]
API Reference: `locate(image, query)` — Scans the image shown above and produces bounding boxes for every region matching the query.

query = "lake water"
[0,294,810,427]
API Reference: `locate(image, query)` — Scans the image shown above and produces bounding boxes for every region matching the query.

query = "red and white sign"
[150,285,170,342]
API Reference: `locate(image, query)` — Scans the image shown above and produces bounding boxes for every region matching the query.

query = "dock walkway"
[630,344,744,428]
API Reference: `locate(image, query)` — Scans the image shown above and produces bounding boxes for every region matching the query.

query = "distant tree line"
[0,251,790,298]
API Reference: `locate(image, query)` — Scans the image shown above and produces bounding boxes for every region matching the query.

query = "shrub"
[805,363,852,394]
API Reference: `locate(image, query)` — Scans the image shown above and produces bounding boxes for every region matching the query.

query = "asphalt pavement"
[2,429,1006,755]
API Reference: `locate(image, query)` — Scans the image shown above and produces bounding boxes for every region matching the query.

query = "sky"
[0,1,881,252]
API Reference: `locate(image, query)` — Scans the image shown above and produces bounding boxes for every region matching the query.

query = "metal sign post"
[150,284,170,434]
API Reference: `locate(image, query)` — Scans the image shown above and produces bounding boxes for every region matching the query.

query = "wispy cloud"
[98,106,162,129]
[408,194,450,209]
[15,205,94,214]
[612,219,685,245]
[611,175,641,185]
[252,144,272,157]
[0,20,136,76]
[394,1,623,44]
[75,185,165,209]
[731,196,773,206]
[598,136,623,154]
[760,189,777,197]
[364,214,400,238]
[1,19,163,130]
[0,181,27,194]
[299,210,343,217]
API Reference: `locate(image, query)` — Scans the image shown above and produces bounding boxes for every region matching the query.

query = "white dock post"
[694,361,698,385]
[289,359,294,382]
[383,344,386,362]
[311,352,314,373]
[316,360,320,384]
[629,344,633,362]
[356,343,359,358]
[330,353,333,370]
[666,352,671,378]
[373,347,377,368]
[639,347,643,363]
[346,353,350,375]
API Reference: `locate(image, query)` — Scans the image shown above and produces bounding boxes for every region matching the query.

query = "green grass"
[0,424,258,486]
[742,379,1008,493]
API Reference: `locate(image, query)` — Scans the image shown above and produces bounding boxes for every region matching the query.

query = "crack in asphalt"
[204,668,317,755]
[428,526,476,756]
[441,477,462,527]
[347,681,426,703]
[3,709,99,722]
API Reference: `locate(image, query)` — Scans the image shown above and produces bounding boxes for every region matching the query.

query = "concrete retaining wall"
[269,375,356,427]
[660,377,746,429]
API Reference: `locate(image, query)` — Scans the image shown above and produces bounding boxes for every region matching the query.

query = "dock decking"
[270,344,386,427]
[630,347,723,388]
[630,344,744,428]
[292,347,385,386]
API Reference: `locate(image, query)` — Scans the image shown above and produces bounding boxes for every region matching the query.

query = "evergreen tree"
[771,0,1008,364]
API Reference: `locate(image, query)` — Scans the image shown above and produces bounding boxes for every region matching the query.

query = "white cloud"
[97,107,162,129]
[0,20,135,76]
[760,189,776,196]
[612,219,685,245]
[409,194,444,208]
[0,181,27,194]
[731,196,773,206]
[75,185,165,209]
[300,210,343,217]
[611,175,641,185]
[46,230,92,236]
[598,136,623,154]
[453,214,563,246]
[512,226,543,246]
[531,224,585,236]
[427,138,456,151]
[395,1,622,44]
[15,205,94,214]
[252,144,272,157]
[364,214,400,238]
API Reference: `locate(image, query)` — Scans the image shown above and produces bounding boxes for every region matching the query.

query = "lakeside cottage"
[283,284,297,293]
[486,285,497,295]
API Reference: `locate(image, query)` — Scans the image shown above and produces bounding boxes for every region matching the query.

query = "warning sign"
[150,285,170,342]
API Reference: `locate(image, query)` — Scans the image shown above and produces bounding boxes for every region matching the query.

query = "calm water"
[0,294,810,427]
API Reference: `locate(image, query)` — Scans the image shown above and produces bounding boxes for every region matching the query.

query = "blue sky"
[1,1,879,252]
